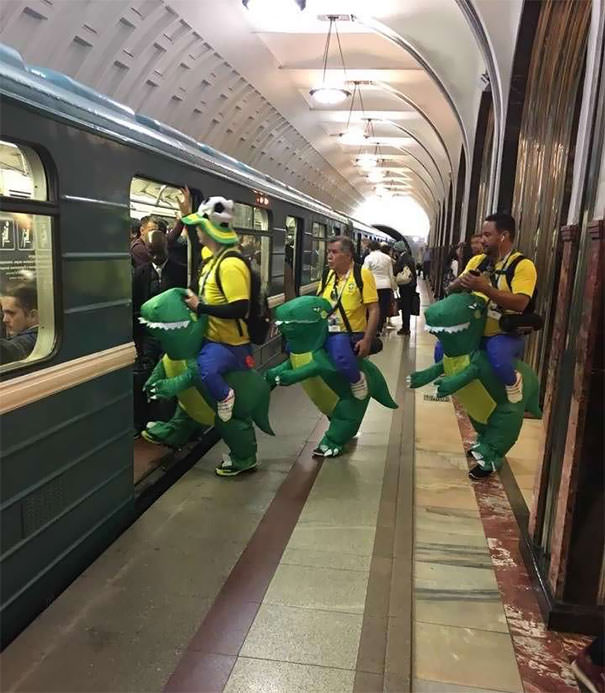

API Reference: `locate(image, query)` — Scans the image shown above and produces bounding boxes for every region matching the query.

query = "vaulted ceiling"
[0,0,523,229]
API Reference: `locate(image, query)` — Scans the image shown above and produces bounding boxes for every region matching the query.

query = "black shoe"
[312,446,326,457]
[397,329,410,335]
[468,464,493,480]
[466,448,475,458]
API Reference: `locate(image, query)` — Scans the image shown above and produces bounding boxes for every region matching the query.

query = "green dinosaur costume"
[408,292,541,471]
[266,295,398,457]
[139,288,273,476]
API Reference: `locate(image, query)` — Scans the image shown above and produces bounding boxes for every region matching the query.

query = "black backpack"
[477,253,537,313]
[214,250,271,345]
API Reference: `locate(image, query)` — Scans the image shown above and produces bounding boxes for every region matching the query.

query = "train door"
[129,176,197,485]
[284,215,301,299]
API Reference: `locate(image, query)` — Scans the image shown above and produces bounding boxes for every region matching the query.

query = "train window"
[301,221,327,286]
[285,216,299,273]
[130,177,183,222]
[233,203,270,232]
[0,141,56,370]
[0,141,47,201]
[239,234,271,294]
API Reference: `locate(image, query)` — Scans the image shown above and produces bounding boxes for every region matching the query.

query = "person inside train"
[0,282,38,364]
[470,233,484,257]
[132,231,187,434]
[318,236,379,401]
[130,215,159,268]
[182,197,252,425]
[437,213,537,403]
[363,240,397,336]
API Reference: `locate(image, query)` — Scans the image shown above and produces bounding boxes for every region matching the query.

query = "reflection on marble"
[451,399,588,693]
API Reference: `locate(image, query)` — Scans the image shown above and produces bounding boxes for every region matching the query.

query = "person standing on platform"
[318,236,379,401]
[363,240,396,335]
[393,241,417,336]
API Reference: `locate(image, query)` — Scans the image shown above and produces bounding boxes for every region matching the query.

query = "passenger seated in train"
[0,282,38,364]
[435,213,538,403]
[317,236,380,400]
[132,231,187,434]
[182,197,252,424]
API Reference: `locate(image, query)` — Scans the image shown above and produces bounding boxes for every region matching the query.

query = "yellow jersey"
[463,252,537,337]
[199,251,251,345]
[318,266,378,333]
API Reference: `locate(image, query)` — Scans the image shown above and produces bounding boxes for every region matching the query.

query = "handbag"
[411,291,420,316]
[395,265,412,285]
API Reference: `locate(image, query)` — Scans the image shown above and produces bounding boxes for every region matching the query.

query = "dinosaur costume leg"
[470,406,524,471]
[319,397,369,456]
[142,405,201,448]
[214,416,258,474]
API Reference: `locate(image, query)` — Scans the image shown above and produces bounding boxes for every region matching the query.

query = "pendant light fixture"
[310,16,351,105]
[338,82,367,144]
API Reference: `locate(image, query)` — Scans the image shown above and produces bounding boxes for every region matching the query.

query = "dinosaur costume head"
[274,295,332,353]
[425,292,487,358]
[139,288,207,360]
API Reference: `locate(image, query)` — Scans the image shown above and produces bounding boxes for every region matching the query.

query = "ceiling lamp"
[368,169,385,182]
[356,154,377,169]
[242,0,305,19]
[310,16,351,105]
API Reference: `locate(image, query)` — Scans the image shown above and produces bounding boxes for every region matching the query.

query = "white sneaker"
[505,371,523,404]
[217,388,235,422]
[351,372,369,400]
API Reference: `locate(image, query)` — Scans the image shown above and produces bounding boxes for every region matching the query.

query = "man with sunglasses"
[318,236,380,401]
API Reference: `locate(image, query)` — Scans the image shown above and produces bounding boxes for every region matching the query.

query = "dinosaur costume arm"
[408,361,444,388]
[434,361,480,397]
[265,360,293,387]
[147,361,198,399]
[144,359,166,391]
[278,360,323,385]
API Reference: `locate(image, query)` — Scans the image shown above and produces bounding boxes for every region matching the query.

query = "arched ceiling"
[0,0,523,225]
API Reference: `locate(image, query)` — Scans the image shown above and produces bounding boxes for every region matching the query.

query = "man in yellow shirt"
[318,236,380,401]
[183,198,253,431]
[446,213,537,402]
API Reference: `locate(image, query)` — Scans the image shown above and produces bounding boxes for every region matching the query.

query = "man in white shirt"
[363,241,396,334]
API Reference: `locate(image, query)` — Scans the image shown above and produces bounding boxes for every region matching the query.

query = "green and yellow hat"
[182,196,239,245]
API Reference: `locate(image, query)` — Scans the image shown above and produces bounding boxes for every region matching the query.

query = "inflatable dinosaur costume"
[139,288,273,476]
[266,295,398,457]
[408,292,541,473]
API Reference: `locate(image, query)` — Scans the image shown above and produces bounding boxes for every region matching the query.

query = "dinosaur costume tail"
[518,362,542,419]
[227,370,275,436]
[361,360,398,409]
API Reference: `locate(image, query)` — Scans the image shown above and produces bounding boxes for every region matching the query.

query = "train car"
[0,44,390,645]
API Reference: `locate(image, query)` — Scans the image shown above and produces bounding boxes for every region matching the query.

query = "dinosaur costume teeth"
[267,295,398,457]
[409,292,542,473]
[425,321,471,334]
[138,317,191,330]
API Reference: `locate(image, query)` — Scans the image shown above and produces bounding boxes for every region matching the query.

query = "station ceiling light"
[310,16,351,105]
[356,154,378,169]
[242,0,305,19]
[368,169,385,182]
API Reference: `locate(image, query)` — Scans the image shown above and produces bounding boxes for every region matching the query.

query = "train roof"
[0,43,388,241]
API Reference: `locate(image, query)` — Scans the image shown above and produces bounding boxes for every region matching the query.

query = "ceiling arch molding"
[356,16,470,165]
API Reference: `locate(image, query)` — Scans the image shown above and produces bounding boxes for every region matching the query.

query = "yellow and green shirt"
[199,251,251,345]
[318,266,378,333]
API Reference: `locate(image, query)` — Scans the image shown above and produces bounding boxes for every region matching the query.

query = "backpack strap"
[503,254,525,292]
[352,263,364,295]
[319,266,331,295]
[476,254,491,273]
